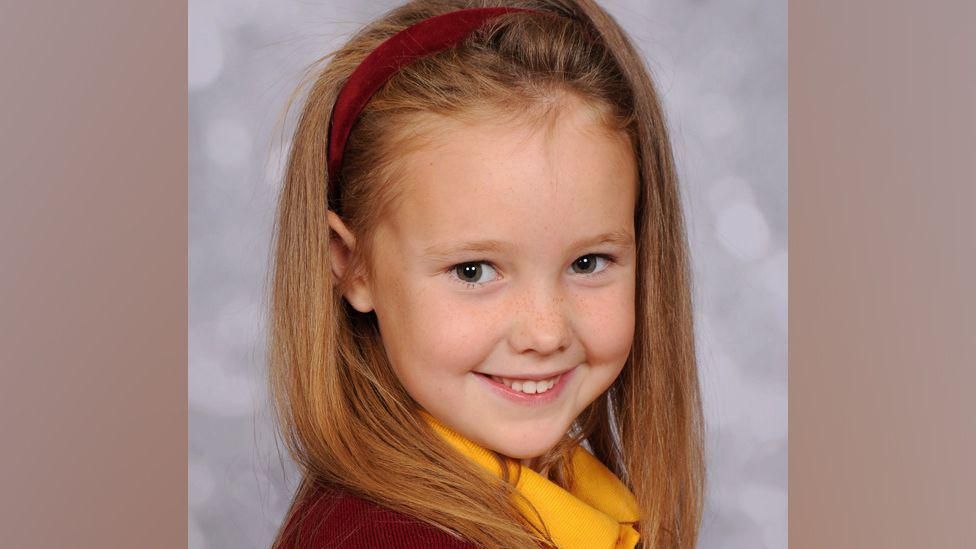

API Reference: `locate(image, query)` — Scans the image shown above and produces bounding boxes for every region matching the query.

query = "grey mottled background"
[188,0,787,547]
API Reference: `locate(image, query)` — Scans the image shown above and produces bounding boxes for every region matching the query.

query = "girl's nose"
[509,284,572,356]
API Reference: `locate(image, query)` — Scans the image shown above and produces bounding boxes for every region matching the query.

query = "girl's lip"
[480,366,576,381]
[474,364,579,406]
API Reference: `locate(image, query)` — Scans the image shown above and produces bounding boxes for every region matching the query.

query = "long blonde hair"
[266,1,704,547]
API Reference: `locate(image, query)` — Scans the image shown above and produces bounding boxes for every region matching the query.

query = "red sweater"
[275,484,479,549]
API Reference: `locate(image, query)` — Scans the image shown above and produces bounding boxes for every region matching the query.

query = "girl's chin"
[484,429,567,461]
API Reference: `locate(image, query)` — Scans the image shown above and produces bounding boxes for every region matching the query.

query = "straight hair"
[266,1,704,547]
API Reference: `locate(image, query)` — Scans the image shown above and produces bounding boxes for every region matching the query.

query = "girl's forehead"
[382,111,638,249]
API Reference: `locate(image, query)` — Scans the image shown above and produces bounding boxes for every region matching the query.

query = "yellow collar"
[420,411,641,549]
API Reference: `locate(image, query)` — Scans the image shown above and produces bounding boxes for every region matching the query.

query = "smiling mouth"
[473,364,579,402]
[485,373,562,395]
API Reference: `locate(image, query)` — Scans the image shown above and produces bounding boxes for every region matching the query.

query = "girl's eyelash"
[446,261,499,289]
[575,253,619,276]
[448,253,618,289]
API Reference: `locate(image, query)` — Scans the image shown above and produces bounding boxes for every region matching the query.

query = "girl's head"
[327,91,638,462]
[269,1,703,547]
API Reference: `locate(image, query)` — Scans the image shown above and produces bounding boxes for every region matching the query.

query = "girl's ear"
[325,210,374,313]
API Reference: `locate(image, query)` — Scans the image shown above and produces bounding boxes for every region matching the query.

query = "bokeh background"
[188,0,787,547]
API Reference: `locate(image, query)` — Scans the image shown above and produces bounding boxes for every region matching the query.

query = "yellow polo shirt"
[421,410,641,549]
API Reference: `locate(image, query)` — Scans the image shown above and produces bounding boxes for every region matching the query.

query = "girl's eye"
[451,254,614,288]
[452,262,500,287]
[570,254,614,276]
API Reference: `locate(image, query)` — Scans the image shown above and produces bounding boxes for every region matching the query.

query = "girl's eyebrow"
[421,230,635,259]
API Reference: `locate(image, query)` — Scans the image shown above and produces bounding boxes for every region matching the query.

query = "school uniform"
[278,413,641,548]
[275,483,480,549]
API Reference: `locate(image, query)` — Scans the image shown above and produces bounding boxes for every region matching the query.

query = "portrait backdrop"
[188,0,787,547]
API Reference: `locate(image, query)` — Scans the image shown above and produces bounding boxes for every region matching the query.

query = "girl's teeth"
[490,374,560,395]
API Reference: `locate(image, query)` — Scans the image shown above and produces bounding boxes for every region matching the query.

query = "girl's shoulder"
[276,483,479,549]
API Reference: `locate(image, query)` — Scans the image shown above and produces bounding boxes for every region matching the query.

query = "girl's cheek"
[575,284,637,362]
[410,289,500,372]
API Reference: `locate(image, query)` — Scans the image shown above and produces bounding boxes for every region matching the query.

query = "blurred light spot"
[739,484,788,548]
[252,0,305,29]
[759,250,787,302]
[189,0,224,90]
[215,0,259,28]
[707,175,753,216]
[189,353,257,417]
[216,296,260,346]
[699,92,740,139]
[759,250,788,329]
[715,200,771,262]
[703,349,786,444]
[189,460,216,508]
[189,513,207,549]
[746,386,787,444]
[206,118,251,174]
[701,47,747,92]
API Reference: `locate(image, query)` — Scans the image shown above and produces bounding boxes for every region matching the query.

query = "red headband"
[325,7,546,212]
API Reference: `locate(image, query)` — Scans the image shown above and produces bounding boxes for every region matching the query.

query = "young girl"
[267,1,704,547]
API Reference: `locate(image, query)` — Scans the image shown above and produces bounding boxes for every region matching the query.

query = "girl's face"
[330,96,638,461]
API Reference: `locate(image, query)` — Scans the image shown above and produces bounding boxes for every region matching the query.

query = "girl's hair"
[266,1,704,547]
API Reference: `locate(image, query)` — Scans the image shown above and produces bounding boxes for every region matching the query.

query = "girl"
[267,1,704,547]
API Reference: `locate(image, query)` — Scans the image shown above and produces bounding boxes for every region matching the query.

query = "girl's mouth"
[473,365,578,405]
